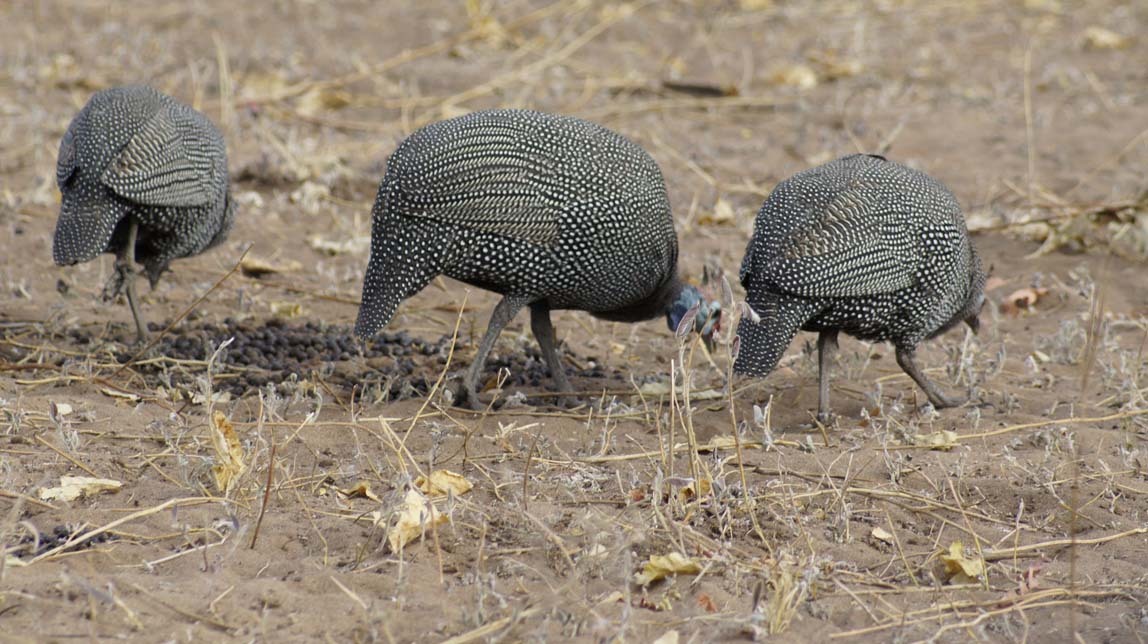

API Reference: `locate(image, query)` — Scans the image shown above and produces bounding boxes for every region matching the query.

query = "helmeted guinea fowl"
[735,154,986,421]
[355,109,720,407]
[53,84,235,342]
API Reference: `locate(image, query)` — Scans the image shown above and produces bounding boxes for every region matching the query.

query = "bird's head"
[666,265,723,351]
[961,254,989,334]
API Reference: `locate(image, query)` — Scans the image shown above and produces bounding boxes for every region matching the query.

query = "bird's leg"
[895,346,963,409]
[102,218,147,344]
[529,302,572,397]
[461,295,528,410]
[816,330,839,423]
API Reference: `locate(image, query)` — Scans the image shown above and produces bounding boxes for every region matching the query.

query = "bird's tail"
[733,295,823,377]
[354,218,444,338]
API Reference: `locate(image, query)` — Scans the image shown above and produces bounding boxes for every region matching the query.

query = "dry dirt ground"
[2,1,1148,642]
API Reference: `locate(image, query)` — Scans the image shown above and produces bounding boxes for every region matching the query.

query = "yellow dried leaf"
[697,198,736,226]
[652,631,680,644]
[1000,287,1049,316]
[270,301,304,318]
[295,86,351,117]
[387,489,446,552]
[739,0,773,10]
[239,71,293,101]
[871,527,894,544]
[1083,26,1130,50]
[339,481,381,502]
[209,411,246,494]
[40,476,123,502]
[910,430,959,450]
[309,235,371,256]
[677,478,712,504]
[820,58,863,81]
[940,541,984,584]
[634,552,702,586]
[769,64,818,90]
[414,470,473,498]
[99,387,140,402]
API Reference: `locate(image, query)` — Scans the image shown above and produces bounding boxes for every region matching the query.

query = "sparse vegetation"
[1,0,1147,642]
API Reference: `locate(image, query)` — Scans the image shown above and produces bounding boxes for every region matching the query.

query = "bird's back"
[741,154,969,302]
[54,85,232,279]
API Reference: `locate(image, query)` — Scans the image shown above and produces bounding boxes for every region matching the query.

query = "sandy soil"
[2,1,1147,642]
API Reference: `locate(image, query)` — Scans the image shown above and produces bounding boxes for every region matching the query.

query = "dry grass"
[2,0,1148,641]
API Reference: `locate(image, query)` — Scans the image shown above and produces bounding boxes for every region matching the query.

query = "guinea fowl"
[735,154,985,421]
[355,109,720,407]
[53,85,234,342]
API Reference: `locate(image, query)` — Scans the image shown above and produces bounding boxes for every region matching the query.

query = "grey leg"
[895,346,962,409]
[816,330,838,423]
[462,295,529,409]
[530,302,572,394]
[102,219,147,344]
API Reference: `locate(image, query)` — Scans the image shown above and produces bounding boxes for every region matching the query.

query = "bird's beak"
[966,314,981,335]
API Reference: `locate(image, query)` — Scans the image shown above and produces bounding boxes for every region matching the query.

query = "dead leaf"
[768,64,818,90]
[40,476,123,502]
[289,181,331,215]
[1000,287,1049,316]
[48,401,72,422]
[998,562,1043,607]
[634,552,702,586]
[909,430,959,451]
[983,276,1008,293]
[386,489,446,553]
[309,235,371,256]
[209,411,246,494]
[239,70,293,101]
[940,541,985,584]
[339,481,381,502]
[269,301,304,318]
[738,0,773,10]
[809,52,864,81]
[1083,26,1130,50]
[696,593,719,613]
[414,470,473,498]
[871,527,895,545]
[694,436,762,452]
[240,255,302,278]
[99,387,140,403]
[295,86,351,117]
[697,198,736,226]
[652,631,680,644]
[677,478,712,504]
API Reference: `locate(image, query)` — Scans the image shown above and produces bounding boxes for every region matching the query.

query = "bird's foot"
[101,262,132,302]
[454,373,486,411]
[925,390,965,410]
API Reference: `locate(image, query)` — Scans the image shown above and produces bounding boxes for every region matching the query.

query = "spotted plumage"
[735,154,985,420]
[355,109,719,406]
[53,84,234,341]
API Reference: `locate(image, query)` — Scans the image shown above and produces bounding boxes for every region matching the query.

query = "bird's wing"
[100,103,219,208]
[385,120,564,246]
[760,185,923,298]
